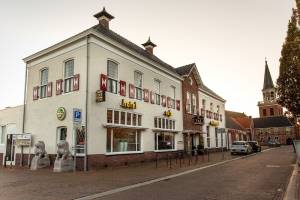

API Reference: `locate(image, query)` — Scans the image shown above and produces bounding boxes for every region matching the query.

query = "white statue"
[53,141,74,172]
[30,141,50,170]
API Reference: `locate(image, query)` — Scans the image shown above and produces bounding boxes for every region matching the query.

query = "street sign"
[15,133,32,146]
[73,108,82,124]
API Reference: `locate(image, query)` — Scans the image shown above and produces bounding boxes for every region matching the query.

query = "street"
[0,146,295,200]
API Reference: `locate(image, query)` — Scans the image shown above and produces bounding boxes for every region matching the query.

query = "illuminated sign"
[96,90,105,102]
[56,107,66,121]
[121,99,137,109]
[209,120,219,127]
[163,110,172,117]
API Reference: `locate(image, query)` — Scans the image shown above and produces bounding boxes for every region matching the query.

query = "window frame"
[134,70,143,100]
[107,60,119,94]
[64,59,75,93]
[155,132,175,151]
[154,79,161,105]
[40,68,49,99]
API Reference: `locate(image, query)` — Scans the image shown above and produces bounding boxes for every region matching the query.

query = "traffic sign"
[73,108,82,123]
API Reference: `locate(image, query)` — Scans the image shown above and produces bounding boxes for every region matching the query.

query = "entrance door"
[5,134,15,166]
[57,127,67,143]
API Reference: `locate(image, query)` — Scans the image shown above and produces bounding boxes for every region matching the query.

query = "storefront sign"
[163,110,172,117]
[96,90,105,102]
[15,134,32,146]
[56,107,66,121]
[209,120,219,127]
[193,115,204,125]
[121,99,137,109]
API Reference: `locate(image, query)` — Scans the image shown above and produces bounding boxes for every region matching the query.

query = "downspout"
[21,64,28,167]
[84,35,90,171]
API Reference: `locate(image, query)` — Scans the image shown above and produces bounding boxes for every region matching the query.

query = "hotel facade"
[0,9,226,170]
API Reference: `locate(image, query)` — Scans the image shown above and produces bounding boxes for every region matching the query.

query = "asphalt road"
[96,146,295,200]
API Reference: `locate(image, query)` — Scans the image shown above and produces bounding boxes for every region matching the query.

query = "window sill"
[154,149,177,153]
[105,151,144,156]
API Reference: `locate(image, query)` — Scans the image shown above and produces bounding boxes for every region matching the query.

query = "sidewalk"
[284,164,300,200]
[0,148,269,200]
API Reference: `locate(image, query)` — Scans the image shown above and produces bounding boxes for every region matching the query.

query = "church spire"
[263,59,274,90]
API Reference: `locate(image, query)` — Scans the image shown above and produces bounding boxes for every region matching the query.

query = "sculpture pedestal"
[53,158,74,172]
[30,156,50,170]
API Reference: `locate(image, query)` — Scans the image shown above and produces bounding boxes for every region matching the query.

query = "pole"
[84,35,90,172]
[74,125,77,172]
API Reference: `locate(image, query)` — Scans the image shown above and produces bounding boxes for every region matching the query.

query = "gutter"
[84,35,90,171]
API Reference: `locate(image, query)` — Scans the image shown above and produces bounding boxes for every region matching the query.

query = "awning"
[103,123,148,130]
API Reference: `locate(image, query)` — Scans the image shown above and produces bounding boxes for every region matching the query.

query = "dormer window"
[40,68,48,98]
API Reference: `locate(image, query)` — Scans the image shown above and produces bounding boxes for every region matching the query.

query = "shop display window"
[155,132,175,150]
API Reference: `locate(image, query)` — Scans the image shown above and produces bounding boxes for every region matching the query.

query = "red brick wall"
[254,127,295,145]
[259,104,283,117]
[181,68,202,132]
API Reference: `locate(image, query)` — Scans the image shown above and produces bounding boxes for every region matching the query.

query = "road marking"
[266,165,280,168]
[74,148,273,200]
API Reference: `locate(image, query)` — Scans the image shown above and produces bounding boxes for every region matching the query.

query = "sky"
[0,0,295,117]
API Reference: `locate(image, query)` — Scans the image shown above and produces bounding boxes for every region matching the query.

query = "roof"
[93,25,178,74]
[225,114,245,131]
[253,116,293,128]
[200,84,226,102]
[175,63,195,76]
[263,60,274,90]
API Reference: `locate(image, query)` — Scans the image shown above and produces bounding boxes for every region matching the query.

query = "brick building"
[253,60,295,145]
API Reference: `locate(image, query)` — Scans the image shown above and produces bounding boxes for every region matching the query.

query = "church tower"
[258,60,283,117]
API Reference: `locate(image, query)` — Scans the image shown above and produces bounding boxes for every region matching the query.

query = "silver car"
[231,141,252,155]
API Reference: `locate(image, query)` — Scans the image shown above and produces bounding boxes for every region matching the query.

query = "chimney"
[142,37,157,54]
[94,7,114,29]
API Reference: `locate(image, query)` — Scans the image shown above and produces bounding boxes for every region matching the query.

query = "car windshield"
[232,142,245,145]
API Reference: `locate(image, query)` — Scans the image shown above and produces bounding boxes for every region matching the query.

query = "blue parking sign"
[73,108,82,123]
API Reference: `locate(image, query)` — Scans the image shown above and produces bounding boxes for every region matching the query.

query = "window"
[186,92,192,113]
[215,128,218,147]
[107,109,142,127]
[202,99,206,109]
[154,117,176,130]
[170,86,176,109]
[155,132,175,150]
[206,126,210,148]
[134,71,143,100]
[40,68,48,98]
[263,109,267,116]
[107,60,118,94]
[192,94,196,114]
[64,60,74,93]
[57,127,67,144]
[189,77,193,86]
[0,126,5,144]
[270,108,274,116]
[217,105,220,113]
[210,102,213,111]
[107,128,141,153]
[154,79,160,105]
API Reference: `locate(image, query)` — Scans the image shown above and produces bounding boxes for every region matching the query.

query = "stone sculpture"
[53,141,74,172]
[30,141,50,170]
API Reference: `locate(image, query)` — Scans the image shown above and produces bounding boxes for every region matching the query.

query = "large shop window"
[64,60,74,93]
[40,68,48,98]
[107,109,142,127]
[154,117,176,130]
[134,71,143,100]
[107,60,118,94]
[106,128,141,153]
[155,132,175,150]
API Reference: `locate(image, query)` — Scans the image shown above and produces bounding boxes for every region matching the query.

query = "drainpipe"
[84,35,90,171]
[21,64,28,167]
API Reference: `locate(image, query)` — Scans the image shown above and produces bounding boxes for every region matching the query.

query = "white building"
[1,8,184,169]
[199,85,226,149]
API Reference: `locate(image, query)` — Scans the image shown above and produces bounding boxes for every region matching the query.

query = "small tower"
[142,37,157,54]
[94,7,114,29]
[258,59,283,117]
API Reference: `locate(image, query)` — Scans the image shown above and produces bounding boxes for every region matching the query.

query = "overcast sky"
[0,0,295,117]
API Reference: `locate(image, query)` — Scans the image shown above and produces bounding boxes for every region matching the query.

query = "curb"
[283,163,299,200]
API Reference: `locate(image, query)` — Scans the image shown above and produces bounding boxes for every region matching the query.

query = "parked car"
[268,140,281,147]
[247,141,261,152]
[231,141,252,155]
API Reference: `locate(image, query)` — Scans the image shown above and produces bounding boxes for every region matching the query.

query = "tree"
[277,8,300,117]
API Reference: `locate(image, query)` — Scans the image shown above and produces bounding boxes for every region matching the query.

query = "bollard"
[156,153,158,168]
[207,149,210,162]
[293,140,300,166]
[195,153,198,164]
[180,154,182,168]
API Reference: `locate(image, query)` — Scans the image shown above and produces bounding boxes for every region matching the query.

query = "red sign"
[119,80,126,96]
[143,89,149,102]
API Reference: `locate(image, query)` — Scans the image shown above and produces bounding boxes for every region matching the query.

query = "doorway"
[57,127,67,144]
[5,134,15,166]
